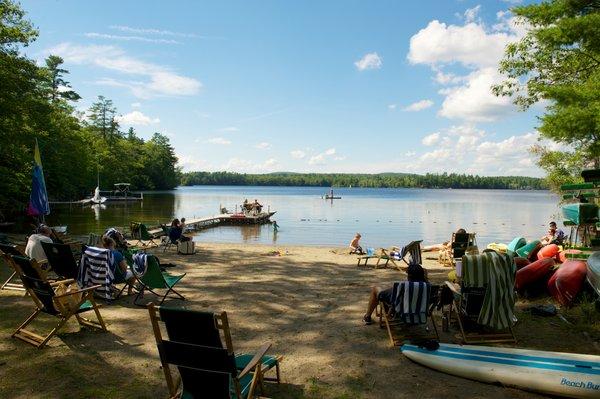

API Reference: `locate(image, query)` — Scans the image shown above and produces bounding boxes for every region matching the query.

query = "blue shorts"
[377,287,394,304]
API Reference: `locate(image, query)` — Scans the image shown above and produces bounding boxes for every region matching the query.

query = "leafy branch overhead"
[494,0,600,190]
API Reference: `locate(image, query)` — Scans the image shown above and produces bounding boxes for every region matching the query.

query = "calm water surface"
[46,186,561,248]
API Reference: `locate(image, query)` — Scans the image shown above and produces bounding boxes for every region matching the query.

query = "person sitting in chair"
[362,263,428,325]
[541,221,565,246]
[349,233,364,254]
[25,225,53,266]
[102,236,135,295]
[169,219,191,242]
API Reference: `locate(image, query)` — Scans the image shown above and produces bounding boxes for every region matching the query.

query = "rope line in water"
[297,219,545,227]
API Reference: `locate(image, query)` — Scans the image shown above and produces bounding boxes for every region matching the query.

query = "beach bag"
[53,282,82,314]
[177,241,195,255]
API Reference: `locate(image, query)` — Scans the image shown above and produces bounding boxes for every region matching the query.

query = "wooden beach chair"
[377,281,439,346]
[133,254,185,305]
[439,232,478,267]
[148,304,276,398]
[0,243,27,291]
[445,250,517,344]
[41,242,79,280]
[10,255,107,348]
[377,240,423,269]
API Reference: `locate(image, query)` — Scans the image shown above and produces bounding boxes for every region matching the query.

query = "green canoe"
[562,203,599,225]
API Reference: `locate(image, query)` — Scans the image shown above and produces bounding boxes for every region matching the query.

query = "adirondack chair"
[445,250,517,344]
[10,255,107,348]
[148,304,275,398]
[377,281,439,346]
[0,243,26,291]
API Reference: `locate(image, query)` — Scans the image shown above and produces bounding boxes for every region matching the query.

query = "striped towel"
[78,246,114,300]
[132,252,148,277]
[391,281,430,324]
[390,240,422,264]
[462,250,516,330]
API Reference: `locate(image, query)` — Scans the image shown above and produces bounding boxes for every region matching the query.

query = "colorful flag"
[27,139,50,217]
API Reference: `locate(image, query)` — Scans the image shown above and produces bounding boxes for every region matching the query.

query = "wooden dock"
[147,212,275,237]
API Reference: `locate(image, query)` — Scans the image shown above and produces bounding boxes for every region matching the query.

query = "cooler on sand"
[177,241,195,255]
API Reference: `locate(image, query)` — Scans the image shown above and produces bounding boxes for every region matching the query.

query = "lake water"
[46,186,561,248]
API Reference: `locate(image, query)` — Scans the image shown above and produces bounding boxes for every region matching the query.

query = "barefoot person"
[362,263,428,325]
[349,233,364,255]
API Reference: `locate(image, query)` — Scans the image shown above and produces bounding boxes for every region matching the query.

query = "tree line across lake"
[180,172,546,190]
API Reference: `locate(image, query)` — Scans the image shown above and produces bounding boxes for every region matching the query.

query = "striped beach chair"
[447,249,517,344]
[378,281,438,346]
[78,246,115,300]
[369,240,423,269]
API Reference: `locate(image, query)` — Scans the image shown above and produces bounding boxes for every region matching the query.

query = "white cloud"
[420,148,452,163]
[84,32,180,44]
[131,102,141,108]
[403,99,434,112]
[446,124,486,137]
[333,156,346,161]
[109,25,198,38]
[290,150,306,159]
[254,142,271,150]
[222,158,279,172]
[218,126,239,132]
[438,67,514,122]
[115,111,160,125]
[408,20,516,68]
[46,43,202,98]
[207,137,231,145]
[464,5,481,24]
[308,148,337,165]
[177,154,211,172]
[407,9,527,122]
[422,132,441,146]
[388,104,397,110]
[404,151,416,157]
[354,52,382,71]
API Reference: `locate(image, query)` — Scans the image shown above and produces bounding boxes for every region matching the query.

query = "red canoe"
[557,249,583,263]
[515,258,555,291]
[537,244,559,260]
[547,260,588,306]
[514,257,531,270]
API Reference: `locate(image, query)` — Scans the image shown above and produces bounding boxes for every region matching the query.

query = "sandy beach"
[1,242,599,399]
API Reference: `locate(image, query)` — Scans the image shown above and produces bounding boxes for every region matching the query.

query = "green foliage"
[180,171,546,190]
[494,0,600,190]
[0,0,179,217]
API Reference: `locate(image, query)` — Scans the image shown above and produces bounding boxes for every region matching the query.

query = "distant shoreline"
[180,171,547,190]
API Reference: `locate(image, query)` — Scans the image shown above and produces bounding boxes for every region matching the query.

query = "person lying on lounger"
[349,233,364,254]
[362,263,428,325]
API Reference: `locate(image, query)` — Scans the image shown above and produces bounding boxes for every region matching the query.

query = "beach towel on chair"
[462,250,516,329]
[78,246,114,299]
[391,281,430,324]
[132,252,148,277]
[390,241,422,265]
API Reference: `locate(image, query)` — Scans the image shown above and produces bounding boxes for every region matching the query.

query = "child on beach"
[540,221,565,245]
[349,233,364,254]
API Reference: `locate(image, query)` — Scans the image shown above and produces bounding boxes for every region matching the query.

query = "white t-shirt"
[24,234,53,262]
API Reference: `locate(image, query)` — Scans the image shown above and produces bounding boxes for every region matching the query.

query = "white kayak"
[401,343,600,398]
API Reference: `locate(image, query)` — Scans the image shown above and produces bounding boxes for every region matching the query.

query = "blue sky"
[20,0,546,176]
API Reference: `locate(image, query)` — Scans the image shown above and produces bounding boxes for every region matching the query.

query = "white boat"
[89,186,107,204]
[401,342,600,398]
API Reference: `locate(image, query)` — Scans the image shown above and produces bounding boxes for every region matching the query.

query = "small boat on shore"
[562,203,599,225]
[548,260,588,306]
[401,342,600,398]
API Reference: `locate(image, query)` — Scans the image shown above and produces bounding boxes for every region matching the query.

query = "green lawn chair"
[148,304,273,398]
[134,254,185,306]
[130,222,159,247]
